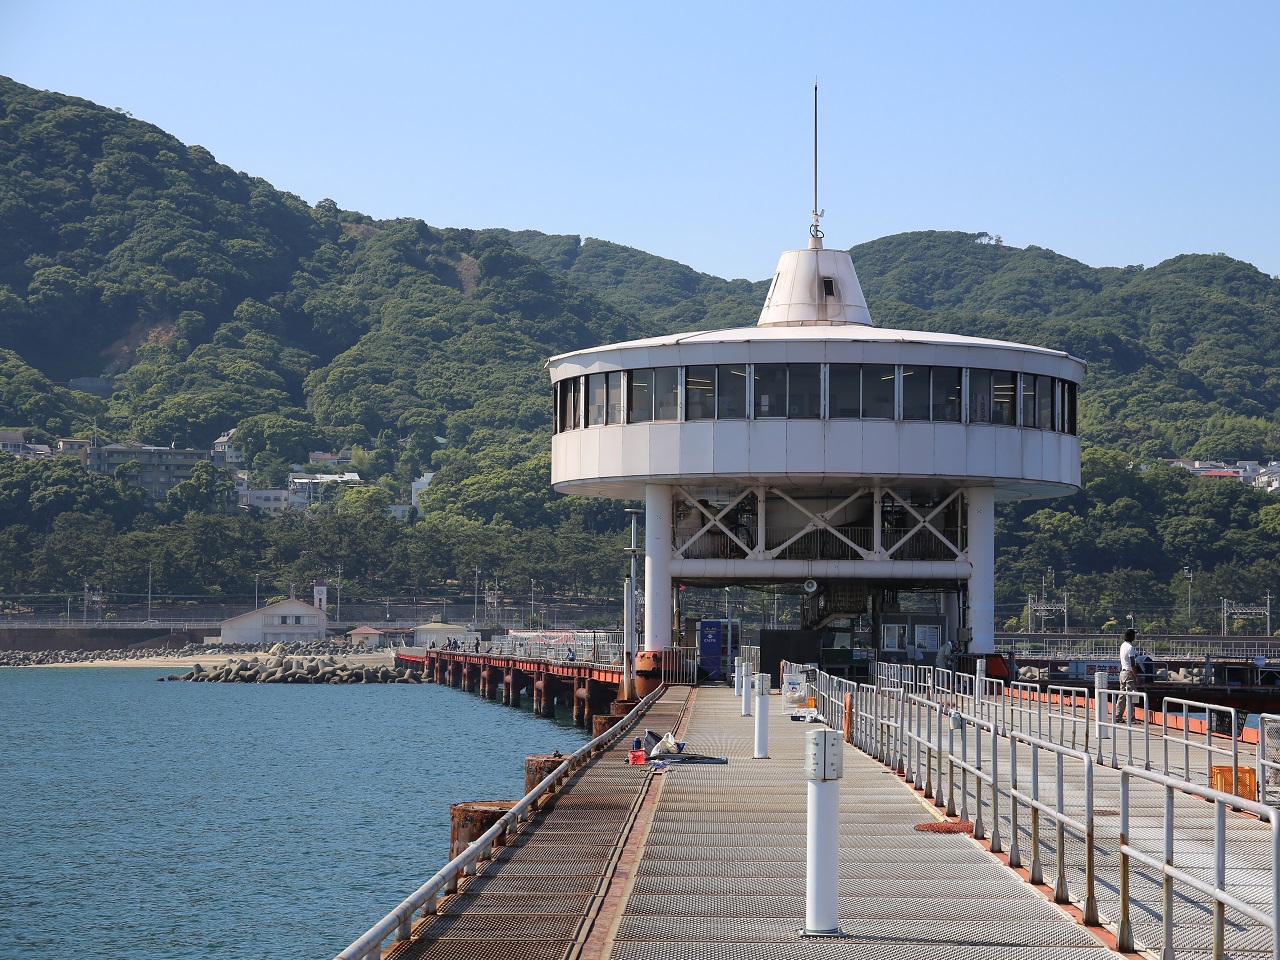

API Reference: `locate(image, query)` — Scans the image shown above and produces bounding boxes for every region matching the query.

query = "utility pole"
[335,564,342,624]
[255,573,260,610]
[147,561,153,621]
[473,565,480,626]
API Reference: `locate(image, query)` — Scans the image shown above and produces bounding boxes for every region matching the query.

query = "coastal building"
[0,430,53,458]
[86,442,207,498]
[411,472,435,511]
[410,619,479,649]
[547,215,1085,671]
[56,437,93,465]
[211,430,246,468]
[347,625,385,649]
[216,598,328,646]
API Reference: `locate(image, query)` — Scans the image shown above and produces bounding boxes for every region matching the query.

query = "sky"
[2,1,1277,282]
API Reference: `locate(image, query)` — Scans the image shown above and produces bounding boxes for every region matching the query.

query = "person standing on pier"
[1118,628,1137,723]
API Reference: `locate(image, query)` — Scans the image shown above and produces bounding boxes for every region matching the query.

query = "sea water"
[0,667,587,959]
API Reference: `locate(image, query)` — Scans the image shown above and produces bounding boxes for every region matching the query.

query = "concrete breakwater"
[0,640,385,668]
[174,656,421,684]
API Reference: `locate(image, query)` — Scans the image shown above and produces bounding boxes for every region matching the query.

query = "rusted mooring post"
[447,799,516,894]
[449,800,516,859]
[593,713,621,738]
[525,752,570,810]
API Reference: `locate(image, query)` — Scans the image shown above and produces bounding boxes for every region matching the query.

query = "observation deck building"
[548,226,1084,667]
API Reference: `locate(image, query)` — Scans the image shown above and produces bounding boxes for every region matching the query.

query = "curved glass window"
[789,364,821,418]
[932,367,962,422]
[901,366,930,421]
[685,365,716,421]
[863,364,895,419]
[628,369,654,424]
[717,364,747,419]
[559,363,1078,434]
[587,373,608,426]
[754,364,787,418]
[829,364,861,418]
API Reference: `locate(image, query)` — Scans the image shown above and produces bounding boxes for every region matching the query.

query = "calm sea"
[0,667,587,959]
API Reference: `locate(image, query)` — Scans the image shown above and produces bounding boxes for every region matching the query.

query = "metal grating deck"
[603,687,1125,960]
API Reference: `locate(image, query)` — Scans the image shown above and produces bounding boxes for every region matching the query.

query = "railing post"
[1162,784,1174,960]
[1214,798,1226,960]
[947,710,959,817]
[1094,669,1108,766]
[1028,744,1042,885]
[1008,735,1021,868]
[989,722,1002,854]
[1083,745,1098,925]
[1118,770,1133,951]
[1054,752,1068,904]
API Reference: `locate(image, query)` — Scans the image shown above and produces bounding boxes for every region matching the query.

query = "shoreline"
[8,650,397,670]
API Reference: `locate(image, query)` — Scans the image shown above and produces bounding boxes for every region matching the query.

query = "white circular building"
[548,226,1084,667]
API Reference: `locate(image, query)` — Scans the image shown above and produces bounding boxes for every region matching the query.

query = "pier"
[393,648,627,728]
[336,655,1280,960]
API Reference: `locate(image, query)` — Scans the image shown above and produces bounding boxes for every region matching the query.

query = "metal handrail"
[331,686,663,960]
[1160,697,1241,793]
[1260,714,1280,806]
[1094,686,1154,772]
[1118,765,1280,958]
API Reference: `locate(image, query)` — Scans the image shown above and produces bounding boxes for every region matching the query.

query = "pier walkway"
[356,685,1127,960]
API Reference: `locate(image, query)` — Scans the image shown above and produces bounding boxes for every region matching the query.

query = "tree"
[165,460,235,515]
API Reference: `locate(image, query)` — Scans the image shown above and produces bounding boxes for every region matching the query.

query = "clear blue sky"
[3,1,1277,282]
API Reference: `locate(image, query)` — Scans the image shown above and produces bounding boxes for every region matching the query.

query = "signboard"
[782,669,808,715]
[697,619,723,680]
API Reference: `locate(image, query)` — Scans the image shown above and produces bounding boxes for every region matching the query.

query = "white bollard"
[741,669,753,716]
[804,729,843,936]
[754,672,770,758]
[734,656,743,695]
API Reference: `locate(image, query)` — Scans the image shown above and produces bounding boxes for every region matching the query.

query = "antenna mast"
[811,81,824,243]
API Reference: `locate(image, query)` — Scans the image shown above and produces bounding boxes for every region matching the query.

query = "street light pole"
[147,561,152,621]
[1183,567,1194,629]
[255,573,260,610]
[473,565,480,626]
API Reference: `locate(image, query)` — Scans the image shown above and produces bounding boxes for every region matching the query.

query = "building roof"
[219,598,328,628]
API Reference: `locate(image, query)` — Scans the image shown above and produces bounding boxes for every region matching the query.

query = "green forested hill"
[3,74,1280,629]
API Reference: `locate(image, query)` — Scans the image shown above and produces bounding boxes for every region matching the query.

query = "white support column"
[943,590,960,647]
[966,486,996,654]
[645,483,673,651]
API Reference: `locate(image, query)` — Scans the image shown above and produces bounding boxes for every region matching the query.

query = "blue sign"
[698,620,723,680]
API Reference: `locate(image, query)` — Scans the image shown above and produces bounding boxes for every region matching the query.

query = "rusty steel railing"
[1160,697,1241,793]
[1118,766,1280,959]
[331,686,663,960]
[804,657,1280,959]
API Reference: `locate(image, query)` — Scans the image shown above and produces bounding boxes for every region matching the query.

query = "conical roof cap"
[756,235,873,327]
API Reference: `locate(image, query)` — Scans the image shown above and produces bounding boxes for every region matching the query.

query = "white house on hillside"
[217,599,329,645]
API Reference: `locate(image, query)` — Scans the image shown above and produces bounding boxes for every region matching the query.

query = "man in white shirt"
[1118,628,1137,723]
